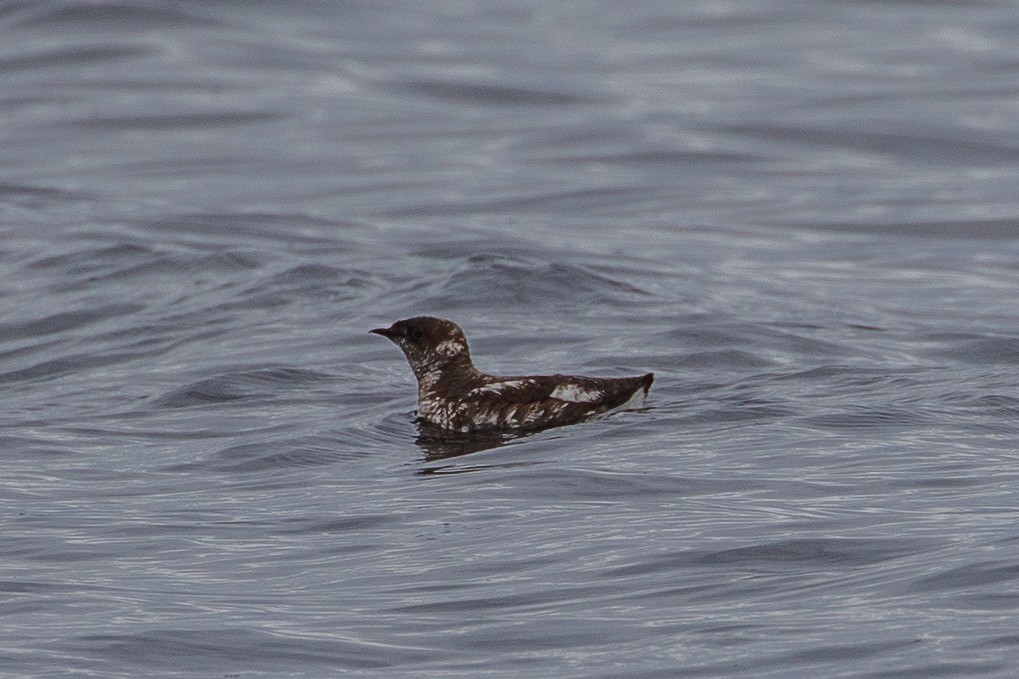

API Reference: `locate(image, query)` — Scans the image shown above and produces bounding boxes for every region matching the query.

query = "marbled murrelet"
[371,317,654,433]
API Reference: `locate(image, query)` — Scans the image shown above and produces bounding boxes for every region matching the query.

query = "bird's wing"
[462,374,652,430]
[467,375,611,404]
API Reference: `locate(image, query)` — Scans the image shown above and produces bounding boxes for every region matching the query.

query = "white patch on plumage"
[418,368,442,392]
[481,408,503,427]
[435,339,464,358]
[468,379,528,396]
[550,383,604,403]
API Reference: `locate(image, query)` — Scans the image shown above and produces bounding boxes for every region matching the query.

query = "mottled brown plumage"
[371,317,653,433]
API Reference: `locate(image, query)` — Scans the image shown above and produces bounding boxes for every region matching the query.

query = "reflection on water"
[414,422,527,461]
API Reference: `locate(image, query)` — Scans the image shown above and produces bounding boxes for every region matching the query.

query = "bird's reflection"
[414,422,531,462]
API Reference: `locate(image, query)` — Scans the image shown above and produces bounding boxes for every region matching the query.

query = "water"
[3,1,1019,677]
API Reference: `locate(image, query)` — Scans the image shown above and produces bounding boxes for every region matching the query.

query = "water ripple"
[154,366,329,408]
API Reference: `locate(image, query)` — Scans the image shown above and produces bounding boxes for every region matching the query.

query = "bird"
[371,316,653,433]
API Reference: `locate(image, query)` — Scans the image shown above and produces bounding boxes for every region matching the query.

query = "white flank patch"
[469,379,528,395]
[550,383,604,403]
[435,339,464,357]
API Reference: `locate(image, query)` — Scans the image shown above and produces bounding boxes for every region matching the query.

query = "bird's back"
[419,371,654,433]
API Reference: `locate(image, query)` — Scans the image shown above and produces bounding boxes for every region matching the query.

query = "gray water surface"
[3,1,1019,677]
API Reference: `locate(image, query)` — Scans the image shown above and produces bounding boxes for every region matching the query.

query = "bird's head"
[371,316,473,381]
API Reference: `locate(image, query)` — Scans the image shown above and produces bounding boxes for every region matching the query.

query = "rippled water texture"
[3,1,1019,677]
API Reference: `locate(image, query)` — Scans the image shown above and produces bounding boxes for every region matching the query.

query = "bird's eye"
[408,326,424,342]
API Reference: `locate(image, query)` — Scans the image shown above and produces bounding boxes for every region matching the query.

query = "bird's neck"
[414,355,482,401]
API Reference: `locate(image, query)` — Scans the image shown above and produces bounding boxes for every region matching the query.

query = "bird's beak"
[370,325,396,338]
